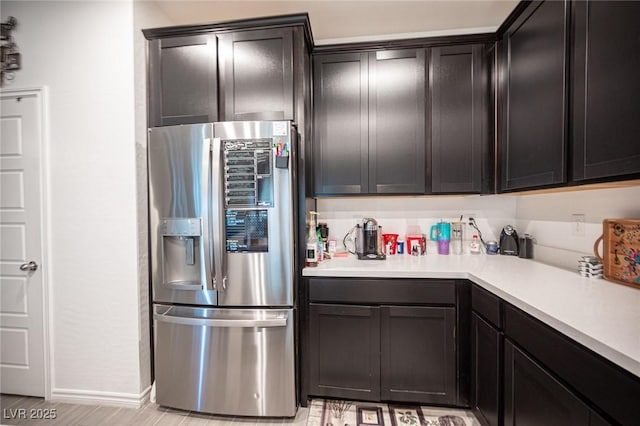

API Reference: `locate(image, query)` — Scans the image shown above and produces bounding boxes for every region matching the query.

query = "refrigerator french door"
[148,121,296,417]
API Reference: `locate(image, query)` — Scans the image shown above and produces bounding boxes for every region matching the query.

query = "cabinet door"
[572,1,640,181]
[590,411,613,426]
[218,28,293,121]
[504,340,590,426]
[500,0,568,191]
[148,34,218,127]
[471,313,501,426]
[380,306,455,405]
[431,45,484,194]
[369,49,426,194]
[313,53,369,195]
[309,303,380,401]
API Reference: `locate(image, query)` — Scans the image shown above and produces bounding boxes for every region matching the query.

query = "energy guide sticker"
[272,122,288,136]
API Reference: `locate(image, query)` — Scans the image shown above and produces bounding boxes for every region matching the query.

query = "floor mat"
[306,399,480,426]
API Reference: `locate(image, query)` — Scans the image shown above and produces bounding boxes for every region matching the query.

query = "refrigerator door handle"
[199,134,214,291]
[154,312,288,328]
[210,137,227,291]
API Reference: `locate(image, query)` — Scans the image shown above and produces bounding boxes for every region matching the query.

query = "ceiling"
[152,0,520,44]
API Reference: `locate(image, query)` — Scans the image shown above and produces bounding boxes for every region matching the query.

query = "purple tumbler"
[430,222,451,255]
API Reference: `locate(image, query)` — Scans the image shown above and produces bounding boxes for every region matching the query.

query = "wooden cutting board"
[594,219,640,288]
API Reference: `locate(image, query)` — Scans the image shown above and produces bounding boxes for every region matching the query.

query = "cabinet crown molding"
[143,13,313,46]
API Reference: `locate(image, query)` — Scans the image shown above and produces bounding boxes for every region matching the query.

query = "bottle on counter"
[469,234,481,255]
[355,224,364,256]
[317,222,329,253]
[317,228,324,262]
[306,211,319,267]
[328,238,337,256]
[377,225,384,256]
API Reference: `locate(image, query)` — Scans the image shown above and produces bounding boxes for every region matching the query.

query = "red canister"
[382,233,399,255]
[406,235,423,256]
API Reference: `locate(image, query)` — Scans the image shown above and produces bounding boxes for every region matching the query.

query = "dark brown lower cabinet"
[471,313,501,426]
[381,306,456,405]
[504,339,591,426]
[308,302,457,405]
[589,411,613,426]
[308,303,380,401]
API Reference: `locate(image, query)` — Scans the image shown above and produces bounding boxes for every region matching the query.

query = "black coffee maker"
[499,225,519,256]
[356,218,385,260]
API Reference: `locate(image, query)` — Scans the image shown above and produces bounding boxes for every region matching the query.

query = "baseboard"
[50,385,152,408]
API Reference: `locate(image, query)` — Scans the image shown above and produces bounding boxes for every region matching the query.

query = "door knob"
[19,261,38,271]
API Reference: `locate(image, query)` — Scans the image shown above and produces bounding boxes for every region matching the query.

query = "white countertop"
[303,254,640,378]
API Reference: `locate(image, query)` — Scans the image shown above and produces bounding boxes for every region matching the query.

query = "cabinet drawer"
[308,278,456,305]
[472,285,502,328]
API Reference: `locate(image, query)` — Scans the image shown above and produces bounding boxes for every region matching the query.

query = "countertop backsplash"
[315,184,640,270]
[515,184,640,271]
[316,195,516,255]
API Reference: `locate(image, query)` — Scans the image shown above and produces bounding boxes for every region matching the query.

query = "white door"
[0,90,46,396]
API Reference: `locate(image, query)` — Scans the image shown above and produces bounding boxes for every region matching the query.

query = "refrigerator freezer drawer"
[153,305,296,417]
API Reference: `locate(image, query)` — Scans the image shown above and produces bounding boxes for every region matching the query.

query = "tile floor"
[0,394,308,426]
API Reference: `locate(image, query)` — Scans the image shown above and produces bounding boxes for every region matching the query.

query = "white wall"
[133,0,174,399]
[515,185,640,270]
[1,0,147,405]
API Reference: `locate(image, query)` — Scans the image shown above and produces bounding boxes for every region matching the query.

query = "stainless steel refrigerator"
[148,121,297,417]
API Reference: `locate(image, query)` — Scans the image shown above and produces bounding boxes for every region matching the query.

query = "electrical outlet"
[572,214,585,237]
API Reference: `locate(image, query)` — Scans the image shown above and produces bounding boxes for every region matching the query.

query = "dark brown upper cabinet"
[218,28,294,121]
[431,44,485,193]
[572,1,640,182]
[368,49,427,194]
[313,52,369,195]
[313,49,426,196]
[148,34,218,127]
[499,0,569,191]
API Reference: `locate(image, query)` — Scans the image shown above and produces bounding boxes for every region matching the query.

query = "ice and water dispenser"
[159,218,204,287]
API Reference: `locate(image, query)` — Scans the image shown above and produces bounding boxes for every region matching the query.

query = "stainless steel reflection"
[153,305,296,417]
[210,136,226,292]
[215,121,294,307]
[148,124,217,305]
[149,121,298,417]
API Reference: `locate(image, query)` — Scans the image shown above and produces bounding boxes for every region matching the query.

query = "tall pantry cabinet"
[144,15,314,407]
